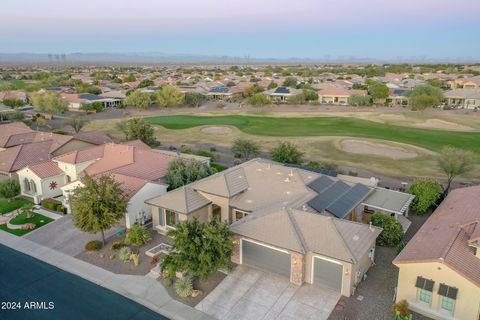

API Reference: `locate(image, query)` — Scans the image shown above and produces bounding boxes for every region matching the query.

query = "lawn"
[145,115,480,154]
[0,198,32,214]
[0,212,53,236]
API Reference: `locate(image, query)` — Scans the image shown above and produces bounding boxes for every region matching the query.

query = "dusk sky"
[2,0,480,60]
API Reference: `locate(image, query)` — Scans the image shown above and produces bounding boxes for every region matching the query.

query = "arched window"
[66,175,71,183]
[30,180,37,193]
[23,178,30,191]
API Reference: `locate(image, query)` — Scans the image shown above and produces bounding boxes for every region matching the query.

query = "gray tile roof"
[145,187,211,213]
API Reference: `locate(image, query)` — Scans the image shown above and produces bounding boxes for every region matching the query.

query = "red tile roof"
[27,160,64,178]
[73,131,113,145]
[0,140,53,173]
[394,185,480,287]
[0,122,34,147]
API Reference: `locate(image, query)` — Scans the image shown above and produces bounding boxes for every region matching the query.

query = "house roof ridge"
[286,208,308,253]
[329,217,357,263]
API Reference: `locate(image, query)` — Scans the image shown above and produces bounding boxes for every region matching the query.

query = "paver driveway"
[196,266,340,320]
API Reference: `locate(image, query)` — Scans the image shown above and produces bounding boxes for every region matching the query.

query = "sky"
[1,0,480,60]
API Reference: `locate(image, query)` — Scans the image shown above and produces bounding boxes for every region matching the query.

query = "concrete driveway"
[24,216,120,256]
[196,266,340,320]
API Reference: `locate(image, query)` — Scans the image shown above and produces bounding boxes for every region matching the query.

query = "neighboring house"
[448,76,480,89]
[206,87,232,100]
[26,141,211,228]
[61,93,123,110]
[146,159,414,295]
[393,186,480,320]
[317,88,368,105]
[444,89,480,109]
[263,86,302,103]
[387,88,411,107]
[0,90,28,104]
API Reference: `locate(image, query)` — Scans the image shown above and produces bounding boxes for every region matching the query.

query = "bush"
[246,94,271,106]
[85,240,102,251]
[195,150,217,161]
[0,179,20,200]
[392,300,412,320]
[119,247,132,262]
[40,198,63,212]
[406,179,443,215]
[370,213,404,247]
[175,276,193,298]
[111,241,126,250]
[124,224,152,246]
[396,240,407,255]
[270,141,303,164]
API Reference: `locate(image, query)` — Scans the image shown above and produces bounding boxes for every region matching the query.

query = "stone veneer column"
[231,235,241,264]
[290,252,304,285]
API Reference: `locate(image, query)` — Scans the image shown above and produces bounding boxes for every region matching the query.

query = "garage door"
[241,240,291,278]
[313,257,343,292]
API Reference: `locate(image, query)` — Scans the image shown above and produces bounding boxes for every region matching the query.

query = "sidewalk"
[0,231,213,320]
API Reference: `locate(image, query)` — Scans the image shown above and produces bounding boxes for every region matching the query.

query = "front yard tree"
[370,213,404,247]
[124,90,151,109]
[270,141,303,164]
[184,92,206,107]
[65,115,90,133]
[70,175,128,245]
[231,138,260,161]
[30,92,68,115]
[282,77,297,87]
[406,179,443,215]
[438,146,474,194]
[161,219,233,280]
[367,80,389,104]
[155,85,184,107]
[408,85,444,110]
[126,118,158,146]
[0,179,20,201]
[165,159,212,190]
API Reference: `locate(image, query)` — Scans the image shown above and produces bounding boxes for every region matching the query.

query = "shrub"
[246,94,271,106]
[175,276,193,298]
[124,224,152,246]
[111,241,126,250]
[195,150,217,161]
[370,213,404,247]
[0,179,20,200]
[85,240,102,251]
[130,253,139,267]
[119,247,132,262]
[406,179,443,215]
[270,141,303,164]
[396,240,407,255]
[40,198,63,212]
[392,300,412,320]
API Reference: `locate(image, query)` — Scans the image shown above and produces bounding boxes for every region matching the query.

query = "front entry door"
[212,204,221,222]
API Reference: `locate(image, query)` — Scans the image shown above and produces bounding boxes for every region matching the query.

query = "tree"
[64,115,90,133]
[155,85,184,107]
[0,179,20,201]
[350,94,372,106]
[123,74,136,82]
[370,213,404,247]
[231,138,260,160]
[70,175,128,245]
[437,146,474,194]
[367,81,389,104]
[246,94,271,106]
[184,92,206,107]
[244,84,264,97]
[426,79,446,89]
[137,79,154,88]
[283,77,297,87]
[267,81,278,89]
[165,159,212,190]
[408,85,444,110]
[124,90,151,109]
[160,219,233,280]
[2,98,25,108]
[124,224,152,246]
[406,179,443,215]
[302,89,318,102]
[125,118,158,146]
[270,141,303,164]
[287,93,306,104]
[30,92,68,115]
[115,119,129,140]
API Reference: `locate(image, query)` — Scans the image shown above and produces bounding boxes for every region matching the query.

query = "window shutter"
[415,276,434,291]
[438,284,458,300]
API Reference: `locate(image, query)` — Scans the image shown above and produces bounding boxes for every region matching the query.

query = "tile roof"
[0,140,54,173]
[53,145,105,164]
[145,187,211,213]
[26,160,64,178]
[0,122,35,147]
[394,185,480,287]
[73,131,113,145]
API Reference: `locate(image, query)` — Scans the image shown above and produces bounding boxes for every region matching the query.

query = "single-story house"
[263,87,302,103]
[317,88,368,105]
[206,87,232,100]
[393,185,480,320]
[387,88,411,107]
[444,89,480,109]
[61,93,123,110]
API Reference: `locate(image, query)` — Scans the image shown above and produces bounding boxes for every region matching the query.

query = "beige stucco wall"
[197,191,231,223]
[55,159,96,181]
[17,168,66,203]
[125,183,167,228]
[395,262,480,320]
[188,206,209,222]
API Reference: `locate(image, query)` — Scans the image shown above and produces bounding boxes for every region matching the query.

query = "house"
[448,76,480,89]
[17,141,210,227]
[146,159,414,295]
[61,93,123,110]
[264,87,302,103]
[317,88,368,105]
[387,88,411,107]
[206,87,232,100]
[0,90,28,105]
[444,89,480,109]
[393,186,480,320]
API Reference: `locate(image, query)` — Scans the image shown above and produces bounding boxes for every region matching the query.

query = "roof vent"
[353,235,359,241]
[276,172,282,175]
[267,164,271,170]
[284,177,290,183]
[302,205,307,211]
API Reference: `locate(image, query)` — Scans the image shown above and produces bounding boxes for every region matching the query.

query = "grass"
[145,115,480,154]
[211,162,228,172]
[0,212,54,236]
[0,198,32,214]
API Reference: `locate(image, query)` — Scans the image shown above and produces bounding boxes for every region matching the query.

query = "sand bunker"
[413,119,474,131]
[340,139,418,159]
[378,114,407,121]
[201,126,233,135]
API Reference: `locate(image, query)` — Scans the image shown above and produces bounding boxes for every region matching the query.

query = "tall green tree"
[64,115,90,133]
[437,146,474,193]
[406,179,443,215]
[124,90,151,109]
[367,81,389,104]
[30,92,68,115]
[283,77,297,87]
[184,92,206,107]
[125,118,158,146]
[155,85,184,107]
[70,175,128,245]
[165,159,212,190]
[137,79,154,88]
[160,219,233,280]
[270,141,303,164]
[231,138,260,160]
[408,85,444,110]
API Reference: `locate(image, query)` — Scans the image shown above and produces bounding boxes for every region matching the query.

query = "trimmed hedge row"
[41,198,63,212]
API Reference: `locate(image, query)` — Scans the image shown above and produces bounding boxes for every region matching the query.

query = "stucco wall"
[125,183,167,228]
[395,262,480,320]
[197,191,231,223]
[18,168,65,203]
[55,159,96,181]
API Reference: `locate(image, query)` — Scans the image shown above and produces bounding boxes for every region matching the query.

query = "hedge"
[41,198,63,212]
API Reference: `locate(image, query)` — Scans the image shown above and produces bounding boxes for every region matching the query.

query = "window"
[212,204,221,222]
[441,296,455,312]
[419,289,432,304]
[235,209,249,221]
[165,210,177,227]
[23,178,30,191]
[66,175,71,183]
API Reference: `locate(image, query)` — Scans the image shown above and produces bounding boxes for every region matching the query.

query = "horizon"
[1,0,480,61]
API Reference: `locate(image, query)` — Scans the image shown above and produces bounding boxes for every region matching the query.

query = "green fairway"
[146,115,480,153]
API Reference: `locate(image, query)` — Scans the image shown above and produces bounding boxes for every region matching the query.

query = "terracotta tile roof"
[53,145,105,164]
[73,131,113,145]
[27,160,64,178]
[0,122,34,147]
[394,185,480,287]
[318,87,367,97]
[0,140,53,173]
[105,173,148,200]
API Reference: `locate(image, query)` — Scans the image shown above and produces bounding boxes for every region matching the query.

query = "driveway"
[24,216,120,256]
[196,266,340,320]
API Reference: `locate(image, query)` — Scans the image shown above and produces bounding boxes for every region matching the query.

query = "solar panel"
[326,184,372,219]
[274,87,290,94]
[308,180,350,213]
[209,87,229,93]
[308,176,335,193]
